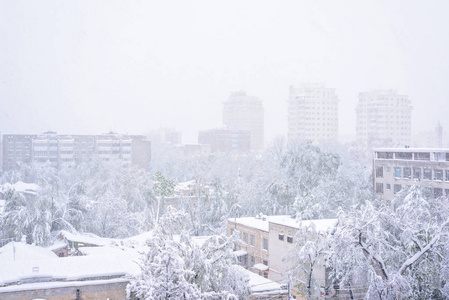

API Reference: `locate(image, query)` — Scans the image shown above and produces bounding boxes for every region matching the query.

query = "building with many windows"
[2,132,151,170]
[228,215,337,298]
[198,128,250,153]
[373,148,449,202]
[288,83,339,143]
[223,91,264,150]
[357,90,412,150]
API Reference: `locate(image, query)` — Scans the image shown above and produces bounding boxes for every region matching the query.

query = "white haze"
[1,0,449,144]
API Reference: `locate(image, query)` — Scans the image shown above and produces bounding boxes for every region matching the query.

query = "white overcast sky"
[1,0,449,145]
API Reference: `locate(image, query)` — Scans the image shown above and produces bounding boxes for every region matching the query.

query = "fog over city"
[2,2,449,300]
[2,0,449,144]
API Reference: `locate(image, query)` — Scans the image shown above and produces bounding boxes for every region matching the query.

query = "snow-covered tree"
[329,186,449,299]
[127,207,248,299]
[287,220,332,300]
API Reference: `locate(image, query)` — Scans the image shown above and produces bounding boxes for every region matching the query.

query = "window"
[394,167,402,178]
[375,167,383,178]
[263,238,268,251]
[434,188,443,199]
[263,260,268,266]
[434,169,443,181]
[413,168,421,180]
[287,236,293,243]
[414,152,430,161]
[403,167,411,179]
[238,254,248,268]
[386,184,391,190]
[243,233,248,244]
[395,152,412,160]
[377,152,393,159]
[278,233,284,241]
[394,184,402,194]
[423,168,432,180]
[446,170,449,181]
[375,183,384,194]
[250,235,255,247]
[250,256,255,267]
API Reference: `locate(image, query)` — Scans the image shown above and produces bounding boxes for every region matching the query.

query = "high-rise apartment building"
[356,90,412,150]
[2,132,151,170]
[223,91,264,150]
[288,83,339,143]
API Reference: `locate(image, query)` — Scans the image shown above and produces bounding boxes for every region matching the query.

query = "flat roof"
[374,148,449,152]
[228,216,337,232]
[268,216,337,232]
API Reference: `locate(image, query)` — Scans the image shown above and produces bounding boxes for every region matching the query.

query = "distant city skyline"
[1,1,449,146]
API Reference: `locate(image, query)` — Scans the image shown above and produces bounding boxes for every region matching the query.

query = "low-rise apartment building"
[228,216,270,278]
[228,215,337,299]
[373,148,449,202]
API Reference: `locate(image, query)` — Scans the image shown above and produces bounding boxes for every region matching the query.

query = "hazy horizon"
[2,1,449,145]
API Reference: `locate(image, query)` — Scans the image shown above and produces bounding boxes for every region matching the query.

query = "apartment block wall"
[227,220,269,277]
[373,148,449,202]
[2,133,151,170]
[0,280,128,300]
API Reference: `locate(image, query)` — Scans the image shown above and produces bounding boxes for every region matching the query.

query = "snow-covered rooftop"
[228,215,281,232]
[0,242,57,262]
[268,216,337,232]
[0,181,40,196]
[0,242,141,286]
[242,267,287,296]
[374,147,449,152]
[60,230,115,246]
[0,278,129,294]
[229,215,337,232]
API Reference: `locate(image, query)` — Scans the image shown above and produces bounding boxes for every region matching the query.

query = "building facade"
[288,83,339,143]
[198,128,250,153]
[227,216,270,279]
[228,215,337,298]
[373,148,449,202]
[356,90,412,150]
[223,91,264,150]
[2,132,151,170]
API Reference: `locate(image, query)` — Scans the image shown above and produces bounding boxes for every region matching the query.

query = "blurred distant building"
[412,123,447,148]
[288,83,339,143]
[2,132,151,170]
[146,128,182,146]
[356,89,412,150]
[198,128,250,153]
[177,144,211,157]
[223,91,264,150]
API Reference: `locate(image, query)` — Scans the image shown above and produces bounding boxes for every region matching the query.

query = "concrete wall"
[228,220,269,276]
[0,280,128,300]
